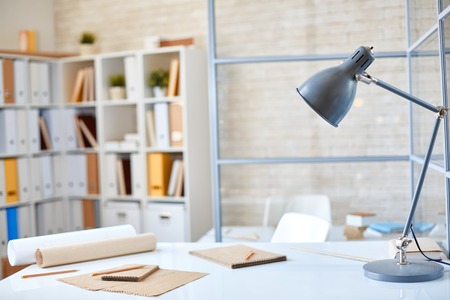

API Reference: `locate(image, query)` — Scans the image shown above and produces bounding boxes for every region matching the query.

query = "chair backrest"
[270,212,331,243]
[262,194,332,227]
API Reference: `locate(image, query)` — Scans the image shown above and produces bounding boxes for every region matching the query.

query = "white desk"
[197,226,275,242]
[0,241,449,299]
[197,225,395,242]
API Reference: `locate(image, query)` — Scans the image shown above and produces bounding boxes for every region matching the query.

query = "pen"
[22,269,79,279]
[90,264,146,276]
[243,250,254,260]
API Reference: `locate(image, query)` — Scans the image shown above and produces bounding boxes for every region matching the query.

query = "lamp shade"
[297,46,375,127]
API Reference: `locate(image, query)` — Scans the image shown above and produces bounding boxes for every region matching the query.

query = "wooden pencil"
[90,264,147,277]
[22,269,78,279]
[291,246,374,262]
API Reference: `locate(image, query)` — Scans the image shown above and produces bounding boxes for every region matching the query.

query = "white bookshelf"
[0,47,212,269]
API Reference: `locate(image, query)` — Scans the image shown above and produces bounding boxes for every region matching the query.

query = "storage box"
[345,212,377,227]
[146,203,185,242]
[104,201,141,233]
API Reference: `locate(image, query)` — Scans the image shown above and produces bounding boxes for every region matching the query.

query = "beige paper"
[36,233,157,268]
[189,244,287,269]
[59,265,207,297]
[388,237,443,258]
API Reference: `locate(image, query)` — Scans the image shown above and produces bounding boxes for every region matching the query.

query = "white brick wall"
[54,0,208,53]
[54,0,445,227]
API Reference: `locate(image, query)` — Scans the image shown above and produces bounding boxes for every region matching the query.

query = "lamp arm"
[358,72,449,242]
[401,115,442,238]
[357,73,440,114]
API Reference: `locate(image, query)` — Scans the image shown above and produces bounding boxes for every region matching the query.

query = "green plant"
[80,32,95,44]
[148,68,169,88]
[109,74,125,87]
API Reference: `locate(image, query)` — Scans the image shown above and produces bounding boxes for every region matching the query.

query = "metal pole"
[207,0,222,242]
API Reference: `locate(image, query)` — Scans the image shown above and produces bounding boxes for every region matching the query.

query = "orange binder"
[82,199,97,229]
[3,59,15,104]
[147,153,172,196]
[4,158,19,203]
[86,153,99,195]
[169,102,183,147]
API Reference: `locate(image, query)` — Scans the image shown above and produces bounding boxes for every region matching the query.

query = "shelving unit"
[0,47,211,270]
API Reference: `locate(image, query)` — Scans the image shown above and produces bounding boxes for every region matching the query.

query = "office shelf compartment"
[142,50,180,99]
[102,104,138,146]
[61,58,96,104]
[99,53,139,102]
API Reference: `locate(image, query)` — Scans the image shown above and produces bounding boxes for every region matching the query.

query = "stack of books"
[344,212,377,240]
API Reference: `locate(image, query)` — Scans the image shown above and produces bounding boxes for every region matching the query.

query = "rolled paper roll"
[36,233,157,268]
[7,225,136,266]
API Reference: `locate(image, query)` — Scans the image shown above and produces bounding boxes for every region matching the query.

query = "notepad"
[189,244,286,269]
[101,265,159,282]
[388,237,443,260]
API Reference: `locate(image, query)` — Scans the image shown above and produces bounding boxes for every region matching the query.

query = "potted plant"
[79,32,96,56]
[148,68,169,97]
[109,74,126,100]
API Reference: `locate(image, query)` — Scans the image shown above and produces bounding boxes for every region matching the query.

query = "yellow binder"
[4,158,19,203]
[147,153,172,196]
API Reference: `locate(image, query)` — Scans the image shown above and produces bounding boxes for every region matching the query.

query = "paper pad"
[101,265,159,282]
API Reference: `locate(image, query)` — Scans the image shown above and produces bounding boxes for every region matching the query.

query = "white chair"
[270,212,331,243]
[262,194,332,227]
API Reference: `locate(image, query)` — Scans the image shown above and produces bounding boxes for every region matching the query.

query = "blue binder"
[6,207,18,241]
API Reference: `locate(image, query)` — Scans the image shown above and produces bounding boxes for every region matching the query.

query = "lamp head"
[297,46,375,127]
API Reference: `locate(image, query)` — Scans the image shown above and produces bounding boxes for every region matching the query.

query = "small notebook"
[388,237,443,260]
[189,244,286,269]
[101,265,159,282]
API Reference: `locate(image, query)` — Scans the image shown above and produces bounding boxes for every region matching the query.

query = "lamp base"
[363,259,444,282]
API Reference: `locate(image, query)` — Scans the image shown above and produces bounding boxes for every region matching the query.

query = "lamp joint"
[436,106,448,119]
[396,236,412,265]
[356,72,375,85]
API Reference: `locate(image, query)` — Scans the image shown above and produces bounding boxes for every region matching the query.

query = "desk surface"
[0,241,449,300]
[197,225,397,242]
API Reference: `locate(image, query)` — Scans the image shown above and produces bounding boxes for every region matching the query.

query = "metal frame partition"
[207,0,450,252]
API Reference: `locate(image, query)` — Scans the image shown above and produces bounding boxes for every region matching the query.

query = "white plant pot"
[79,44,96,56]
[152,86,167,98]
[109,87,126,100]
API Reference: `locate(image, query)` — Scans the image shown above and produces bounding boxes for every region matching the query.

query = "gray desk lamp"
[297,46,446,282]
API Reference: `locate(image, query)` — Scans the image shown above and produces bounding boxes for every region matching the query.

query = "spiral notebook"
[189,244,286,269]
[101,265,159,282]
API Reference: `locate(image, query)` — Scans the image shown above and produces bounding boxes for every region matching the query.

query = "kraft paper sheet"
[36,233,157,268]
[59,264,208,297]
